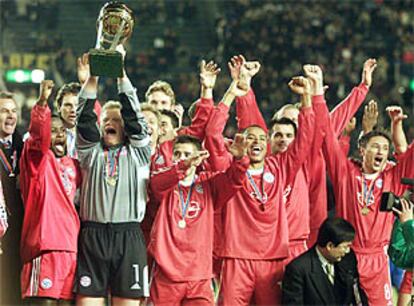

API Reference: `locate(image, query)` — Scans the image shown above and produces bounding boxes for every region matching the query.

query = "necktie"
[325,263,334,285]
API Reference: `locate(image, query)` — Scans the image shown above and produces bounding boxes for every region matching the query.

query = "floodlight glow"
[31,69,45,83]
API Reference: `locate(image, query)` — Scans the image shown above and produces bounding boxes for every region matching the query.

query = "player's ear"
[326,241,335,251]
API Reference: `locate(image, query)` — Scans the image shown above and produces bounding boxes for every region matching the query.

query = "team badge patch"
[195,184,203,194]
[375,178,383,189]
[41,278,52,289]
[263,172,275,183]
[155,155,165,165]
[80,276,91,287]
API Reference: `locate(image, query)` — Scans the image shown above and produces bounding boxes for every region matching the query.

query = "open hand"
[386,105,407,124]
[228,55,245,80]
[77,53,90,85]
[173,104,184,127]
[393,198,413,223]
[362,100,378,133]
[184,150,210,169]
[229,133,248,159]
[200,60,221,89]
[361,58,377,88]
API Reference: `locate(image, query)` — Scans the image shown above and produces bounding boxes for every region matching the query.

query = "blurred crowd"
[1,0,414,141]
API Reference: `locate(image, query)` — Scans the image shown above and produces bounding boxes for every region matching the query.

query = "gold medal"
[106,177,117,186]
[361,207,370,216]
[178,219,186,229]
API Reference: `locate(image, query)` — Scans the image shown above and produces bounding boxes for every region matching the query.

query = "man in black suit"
[282,217,368,306]
[0,91,24,305]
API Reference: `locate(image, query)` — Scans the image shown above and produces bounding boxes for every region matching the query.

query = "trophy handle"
[95,20,104,49]
[109,19,126,51]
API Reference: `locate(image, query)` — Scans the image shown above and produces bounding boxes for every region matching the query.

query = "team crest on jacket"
[263,172,275,183]
[375,178,383,189]
[155,155,165,165]
[195,184,203,194]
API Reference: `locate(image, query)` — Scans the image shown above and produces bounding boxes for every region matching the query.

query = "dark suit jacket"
[282,247,368,306]
[0,132,24,305]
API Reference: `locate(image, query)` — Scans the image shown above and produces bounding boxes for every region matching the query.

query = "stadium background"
[0,0,413,149]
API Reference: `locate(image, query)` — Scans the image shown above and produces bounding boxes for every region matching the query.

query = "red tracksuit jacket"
[20,104,81,263]
[149,157,249,281]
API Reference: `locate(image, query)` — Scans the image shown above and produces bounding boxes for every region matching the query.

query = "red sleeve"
[388,142,414,196]
[150,162,187,203]
[27,104,51,154]
[330,83,368,137]
[308,95,330,167]
[321,98,352,195]
[210,156,249,209]
[338,134,351,156]
[236,89,268,132]
[204,103,233,171]
[19,104,52,203]
[271,106,315,186]
[177,98,214,140]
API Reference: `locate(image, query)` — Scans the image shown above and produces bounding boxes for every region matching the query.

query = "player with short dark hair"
[20,80,81,305]
[149,133,249,304]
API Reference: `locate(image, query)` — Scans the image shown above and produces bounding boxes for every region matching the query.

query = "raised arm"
[387,106,408,155]
[76,53,101,145]
[305,65,350,209]
[339,117,356,156]
[204,80,247,171]
[362,100,379,135]
[177,60,220,139]
[274,76,315,185]
[228,55,266,132]
[330,59,377,136]
[27,80,54,154]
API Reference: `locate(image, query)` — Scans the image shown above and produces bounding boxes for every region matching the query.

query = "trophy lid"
[97,1,135,44]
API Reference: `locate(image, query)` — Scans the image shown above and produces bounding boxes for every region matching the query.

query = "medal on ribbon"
[177,178,195,229]
[104,147,122,186]
[0,149,16,177]
[247,171,268,211]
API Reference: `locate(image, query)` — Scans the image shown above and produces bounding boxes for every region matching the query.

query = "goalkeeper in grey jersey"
[74,50,151,306]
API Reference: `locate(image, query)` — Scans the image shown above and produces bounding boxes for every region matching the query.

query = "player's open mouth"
[105,127,117,135]
[373,156,384,167]
[251,146,263,156]
[53,139,66,155]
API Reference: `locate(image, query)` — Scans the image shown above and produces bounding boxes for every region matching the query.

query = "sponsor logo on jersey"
[186,201,201,219]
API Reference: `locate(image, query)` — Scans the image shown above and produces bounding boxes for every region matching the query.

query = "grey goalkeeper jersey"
[76,79,151,223]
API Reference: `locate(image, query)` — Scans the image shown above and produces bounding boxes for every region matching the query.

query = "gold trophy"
[89,1,134,78]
